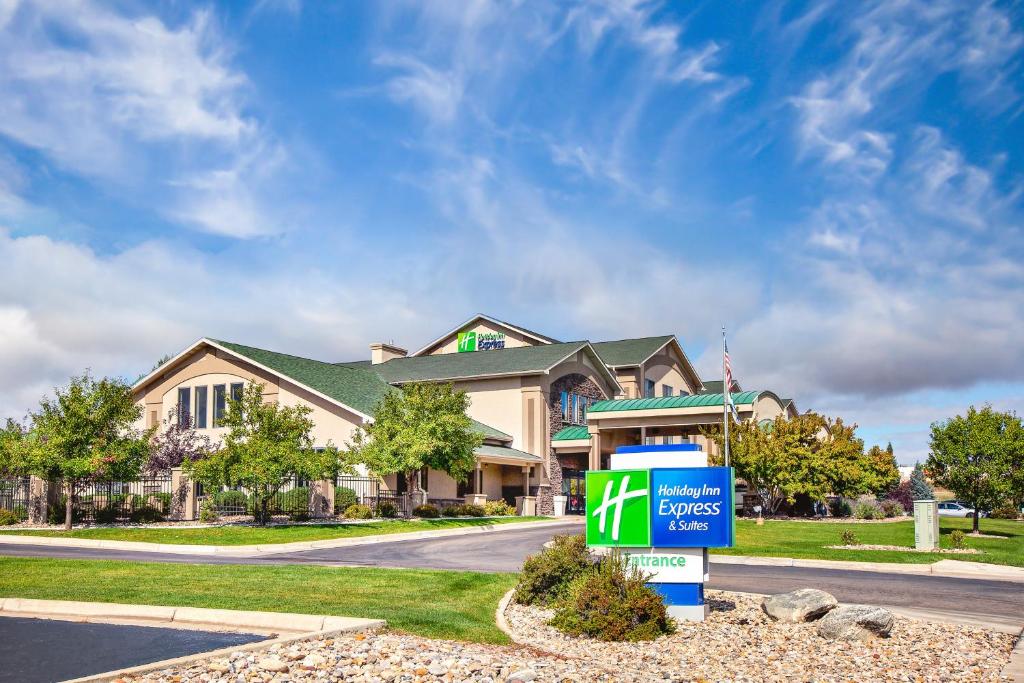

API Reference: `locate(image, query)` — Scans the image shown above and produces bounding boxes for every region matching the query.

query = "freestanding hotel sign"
[585,444,734,621]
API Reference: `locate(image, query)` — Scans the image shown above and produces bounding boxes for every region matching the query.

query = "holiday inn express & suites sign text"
[457,330,506,352]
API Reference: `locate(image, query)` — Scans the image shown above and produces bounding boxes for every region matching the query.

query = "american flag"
[724,333,738,420]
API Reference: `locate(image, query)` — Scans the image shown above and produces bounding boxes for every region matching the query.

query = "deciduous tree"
[347,382,483,496]
[927,406,1021,533]
[145,408,215,474]
[22,373,151,529]
[187,383,342,525]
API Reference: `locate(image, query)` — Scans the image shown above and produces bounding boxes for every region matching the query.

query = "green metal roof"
[474,443,542,463]
[590,335,674,367]
[371,341,591,383]
[552,425,590,441]
[589,391,763,413]
[211,339,512,441]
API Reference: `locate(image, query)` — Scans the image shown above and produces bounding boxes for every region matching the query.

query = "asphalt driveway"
[0,616,264,683]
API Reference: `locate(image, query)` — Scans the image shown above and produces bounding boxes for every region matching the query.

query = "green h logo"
[457,331,477,352]
[585,469,651,547]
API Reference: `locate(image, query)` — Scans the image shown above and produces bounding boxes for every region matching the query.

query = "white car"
[936,501,986,518]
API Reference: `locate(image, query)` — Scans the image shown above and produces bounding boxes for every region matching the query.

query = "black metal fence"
[335,475,409,517]
[53,475,176,524]
[0,477,31,522]
[199,476,316,519]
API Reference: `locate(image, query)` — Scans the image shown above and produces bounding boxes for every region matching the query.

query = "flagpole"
[723,326,730,468]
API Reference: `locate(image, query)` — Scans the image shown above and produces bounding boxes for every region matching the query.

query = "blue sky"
[1,0,1022,463]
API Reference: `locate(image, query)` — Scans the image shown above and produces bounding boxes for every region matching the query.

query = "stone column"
[309,479,335,518]
[28,476,48,524]
[171,468,198,521]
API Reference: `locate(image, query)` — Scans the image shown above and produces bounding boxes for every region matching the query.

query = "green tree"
[865,443,900,495]
[20,373,151,529]
[705,412,871,515]
[187,383,342,525]
[927,406,1021,533]
[0,419,31,477]
[347,382,483,497]
[909,463,933,500]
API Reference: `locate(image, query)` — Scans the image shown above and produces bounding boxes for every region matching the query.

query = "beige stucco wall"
[453,376,526,449]
[754,394,786,421]
[644,352,697,396]
[277,378,364,448]
[425,319,542,356]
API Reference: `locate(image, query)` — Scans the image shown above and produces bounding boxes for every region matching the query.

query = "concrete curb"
[710,554,1024,583]
[0,598,384,635]
[0,518,572,557]
[495,588,516,640]
[1004,629,1024,682]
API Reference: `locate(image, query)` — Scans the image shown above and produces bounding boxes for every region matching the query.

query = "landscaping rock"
[506,669,537,682]
[761,588,838,622]
[816,604,894,641]
[257,656,289,672]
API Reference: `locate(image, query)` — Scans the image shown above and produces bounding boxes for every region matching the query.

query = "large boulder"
[761,589,838,622]
[816,605,894,641]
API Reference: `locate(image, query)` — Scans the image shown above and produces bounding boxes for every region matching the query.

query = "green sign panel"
[457,331,476,352]
[585,469,651,547]
[457,330,505,352]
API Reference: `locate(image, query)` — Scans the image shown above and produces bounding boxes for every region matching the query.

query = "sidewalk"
[0,518,573,557]
[710,554,1024,583]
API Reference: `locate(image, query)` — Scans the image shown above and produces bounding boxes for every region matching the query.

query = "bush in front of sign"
[514,534,593,606]
[550,550,675,642]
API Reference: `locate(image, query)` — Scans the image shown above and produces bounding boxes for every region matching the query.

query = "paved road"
[2,523,1022,625]
[0,616,264,683]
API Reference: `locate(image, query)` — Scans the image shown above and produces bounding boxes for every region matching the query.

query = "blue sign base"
[649,582,703,606]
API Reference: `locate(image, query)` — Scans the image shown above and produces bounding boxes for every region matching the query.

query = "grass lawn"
[714,516,1024,567]
[0,557,515,643]
[0,517,545,546]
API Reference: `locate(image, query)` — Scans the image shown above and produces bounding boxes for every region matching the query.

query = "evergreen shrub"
[343,504,373,519]
[334,487,358,514]
[483,499,515,516]
[514,534,593,606]
[412,504,439,518]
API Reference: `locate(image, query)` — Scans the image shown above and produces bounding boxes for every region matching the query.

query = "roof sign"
[457,330,505,352]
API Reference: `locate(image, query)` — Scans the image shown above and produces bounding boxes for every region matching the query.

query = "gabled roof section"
[410,314,559,357]
[589,391,764,413]
[700,379,743,394]
[474,443,543,464]
[591,335,675,367]
[211,340,394,418]
[373,340,620,392]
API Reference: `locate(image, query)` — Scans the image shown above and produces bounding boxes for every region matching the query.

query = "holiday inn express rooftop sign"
[457,330,505,352]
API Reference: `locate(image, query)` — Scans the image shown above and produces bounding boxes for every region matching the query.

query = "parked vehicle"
[937,501,987,518]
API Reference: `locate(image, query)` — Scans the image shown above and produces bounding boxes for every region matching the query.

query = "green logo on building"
[457,331,477,352]
[585,469,651,547]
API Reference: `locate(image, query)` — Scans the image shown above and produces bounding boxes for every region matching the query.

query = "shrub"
[990,504,1020,520]
[412,504,439,519]
[48,497,86,525]
[514,534,593,606]
[93,506,121,524]
[550,551,675,642]
[343,503,373,519]
[854,502,884,520]
[0,509,20,525]
[483,499,515,516]
[150,492,173,513]
[199,498,219,523]
[129,506,165,523]
[879,500,904,518]
[441,504,460,517]
[375,501,398,518]
[840,529,859,546]
[884,480,914,513]
[949,529,967,550]
[275,487,310,520]
[334,487,358,514]
[462,503,486,517]
[829,499,852,518]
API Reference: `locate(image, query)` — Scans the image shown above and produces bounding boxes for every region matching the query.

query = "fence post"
[28,476,48,524]
[171,468,197,521]
[309,479,335,518]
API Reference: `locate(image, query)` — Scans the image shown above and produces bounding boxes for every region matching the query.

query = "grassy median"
[716,516,1024,567]
[0,557,516,643]
[0,516,545,546]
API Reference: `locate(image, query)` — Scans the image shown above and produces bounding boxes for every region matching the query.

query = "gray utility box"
[913,499,939,550]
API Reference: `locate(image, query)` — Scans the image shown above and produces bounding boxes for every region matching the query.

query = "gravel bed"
[111,591,1015,682]
[504,591,1014,682]
[826,544,981,554]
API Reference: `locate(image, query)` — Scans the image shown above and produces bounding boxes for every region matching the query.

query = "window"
[560,391,592,425]
[645,379,656,398]
[662,384,673,397]
[230,382,243,402]
[679,388,687,396]
[213,385,226,427]
[194,386,208,429]
[561,391,570,421]
[176,387,191,426]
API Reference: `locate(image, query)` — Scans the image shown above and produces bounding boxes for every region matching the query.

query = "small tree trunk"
[64,480,74,530]
[972,508,980,533]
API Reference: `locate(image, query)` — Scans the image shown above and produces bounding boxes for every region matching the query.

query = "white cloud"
[374,54,464,125]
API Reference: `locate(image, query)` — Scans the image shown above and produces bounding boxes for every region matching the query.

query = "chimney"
[370,342,407,364]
